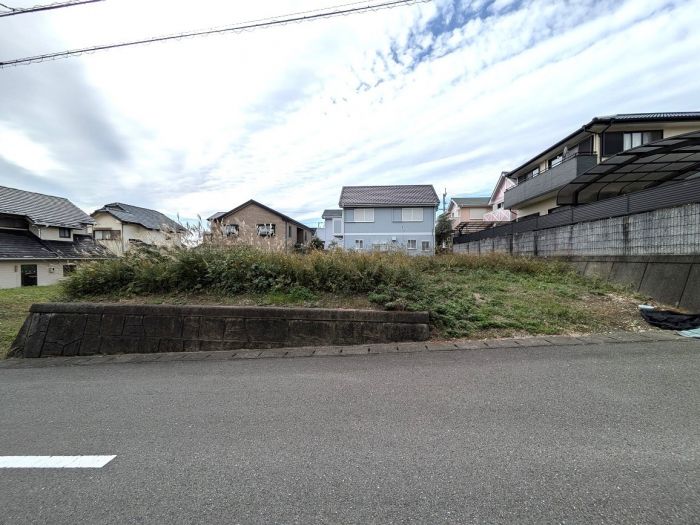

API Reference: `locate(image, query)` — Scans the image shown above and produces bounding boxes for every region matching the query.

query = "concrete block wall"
[451,203,700,309]
[11,304,430,358]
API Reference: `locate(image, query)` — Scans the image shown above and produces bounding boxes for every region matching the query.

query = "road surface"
[1,338,698,523]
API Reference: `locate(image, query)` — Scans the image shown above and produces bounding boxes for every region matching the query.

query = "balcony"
[504,153,598,210]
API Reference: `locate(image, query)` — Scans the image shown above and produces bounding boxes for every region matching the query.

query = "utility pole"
[442,188,447,215]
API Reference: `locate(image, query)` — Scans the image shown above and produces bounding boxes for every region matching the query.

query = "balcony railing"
[504,153,598,210]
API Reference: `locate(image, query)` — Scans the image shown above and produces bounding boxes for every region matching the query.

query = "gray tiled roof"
[0,230,109,260]
[0,186,94,228]
[600,112,700,121]
[207,211,226,221]
[321,209,342,218]
[95,203,185,232]
[451,197,490,207]
[339,185,439,207]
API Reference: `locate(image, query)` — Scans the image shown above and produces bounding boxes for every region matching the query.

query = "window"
[497,202,503,209]
[59,227,71,238]
[62,264,76,276]
[257,224,276,237]
[421,241,430,252]
[224,224,239,236]
[95,229,120,240]
[602,130,662,156]
[401,208,423,222]
[353,208,374,222]
[332,218,342,235]
[623,131,663,150]
[288,225,292,238]
[517,175,528,185]
[407,239,417,250]
[531,167,540,178]
[548,154,563,169]
[355,239,364,250]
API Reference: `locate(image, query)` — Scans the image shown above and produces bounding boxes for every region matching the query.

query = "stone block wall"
[11,304,430,358]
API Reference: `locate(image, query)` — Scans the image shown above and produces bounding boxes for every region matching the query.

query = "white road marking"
[0,455,116,468]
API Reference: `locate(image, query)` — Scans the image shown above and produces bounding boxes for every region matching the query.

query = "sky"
[1,0,699,228]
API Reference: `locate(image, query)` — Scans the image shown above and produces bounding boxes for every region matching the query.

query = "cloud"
[0,0,698,224]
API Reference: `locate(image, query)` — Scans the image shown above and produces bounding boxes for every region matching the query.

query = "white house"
[92,202,185,255]
[0,185,108,288]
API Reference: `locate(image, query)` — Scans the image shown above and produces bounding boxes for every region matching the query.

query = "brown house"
[207,199,313,251]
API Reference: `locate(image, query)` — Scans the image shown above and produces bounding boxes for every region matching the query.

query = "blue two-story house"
[338,185,439,255]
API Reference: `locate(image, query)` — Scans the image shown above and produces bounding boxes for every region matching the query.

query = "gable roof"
[339,185,439,207]
[217,199,312,231]
[488,172,514,204]
[0,185,94,229]
[0,230,110,260]
[451,197,490,207]
[94,203,185,232]
[322,209,342,219]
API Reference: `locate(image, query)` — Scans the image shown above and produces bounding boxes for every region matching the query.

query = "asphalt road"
[1,339,698,524]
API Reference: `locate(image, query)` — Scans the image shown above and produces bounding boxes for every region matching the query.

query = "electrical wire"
[0,0,432,68]
[0,0,104,17]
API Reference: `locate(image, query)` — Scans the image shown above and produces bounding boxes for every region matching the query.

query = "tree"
[435,213,453,251]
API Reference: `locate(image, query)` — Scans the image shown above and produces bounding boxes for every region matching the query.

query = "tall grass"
[63,245,427,298]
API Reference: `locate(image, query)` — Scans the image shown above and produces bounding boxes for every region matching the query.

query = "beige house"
[91,202,185,255]
[504,112,700,217]
[446,197,491,235]
[0,185,108,289]
[207,199,313,251]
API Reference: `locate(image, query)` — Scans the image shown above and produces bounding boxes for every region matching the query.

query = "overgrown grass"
[0,285,61,359]
[59,245,645,340]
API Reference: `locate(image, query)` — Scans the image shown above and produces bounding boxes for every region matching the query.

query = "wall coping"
[28,303,430,324]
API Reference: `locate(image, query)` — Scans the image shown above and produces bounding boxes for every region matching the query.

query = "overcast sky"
[1,0,699,227]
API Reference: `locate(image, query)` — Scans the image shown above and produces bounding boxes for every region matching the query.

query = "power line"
[0,0,104,18]
[0,0,431,68]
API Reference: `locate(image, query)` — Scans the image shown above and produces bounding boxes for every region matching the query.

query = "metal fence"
[454,178,700,245]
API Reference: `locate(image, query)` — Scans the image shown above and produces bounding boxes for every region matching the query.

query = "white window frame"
[421,241,430,251]
[256,223,276,237]
[407,239,417,250]
[355,239,364,250]
[402,208,423,222]
[353,208,374,222]
[333,217,342,235]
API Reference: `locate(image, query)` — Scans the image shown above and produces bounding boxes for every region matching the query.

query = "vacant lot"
[1,249,651,358]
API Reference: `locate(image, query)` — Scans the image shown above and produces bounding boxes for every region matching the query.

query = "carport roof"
[557,131,700,205]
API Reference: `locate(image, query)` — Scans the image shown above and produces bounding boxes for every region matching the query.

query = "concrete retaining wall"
[568,255,700,311]
[11,303,430,358]
[453,203,700,309]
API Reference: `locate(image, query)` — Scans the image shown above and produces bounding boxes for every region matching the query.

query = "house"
[91,202,185,255]
[207,199,313,251]
[482,172,517,224]
[337,185,439,255]
[321,209,343,248]
[504,112,700,217]
[0,185,109,288]
[446,197,491,235]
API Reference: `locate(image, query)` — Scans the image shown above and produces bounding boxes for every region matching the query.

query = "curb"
[0,330,691,369]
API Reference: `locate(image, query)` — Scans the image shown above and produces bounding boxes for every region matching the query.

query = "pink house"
[446,197,491,235]
[483,172,517,223]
